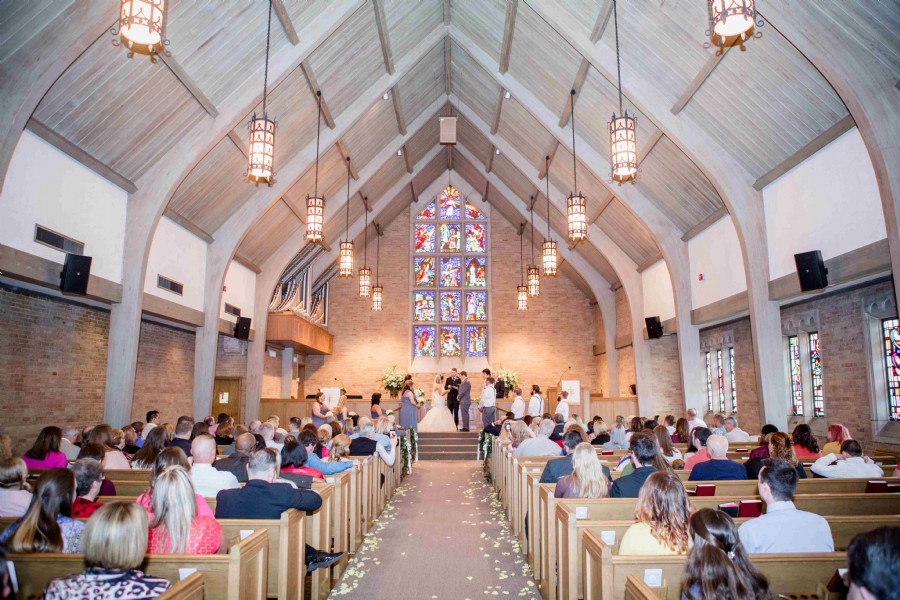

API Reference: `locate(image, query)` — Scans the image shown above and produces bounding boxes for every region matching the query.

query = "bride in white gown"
[417,374,458,433]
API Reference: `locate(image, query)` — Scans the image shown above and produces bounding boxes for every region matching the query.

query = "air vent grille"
[157,275,184,296]
[224,303,241,317]
[34,225,84,255]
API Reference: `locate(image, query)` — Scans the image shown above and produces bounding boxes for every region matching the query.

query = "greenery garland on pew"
[400,428,418,479]
[479,430,493,483]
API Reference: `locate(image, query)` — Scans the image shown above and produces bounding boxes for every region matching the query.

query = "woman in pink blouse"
[22,426,68,469]
[136,448,214,519]
[146,466,222,554]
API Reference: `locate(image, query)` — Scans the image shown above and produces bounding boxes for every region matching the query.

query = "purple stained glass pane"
[439,186,461,220]
[466,223,486,253]
[440,292,461,322]
[413,326,436,357]
[414,256,435,287]
[465,325,487,357]
[440,223,461,252]
[466,291,487,321]
[417,201,436,219]
[440,326,462,357]
[465,201,485,220]
[414,291,435,322]
[415,224,435,253]
[440,256,461,287]
[465,257,486,287]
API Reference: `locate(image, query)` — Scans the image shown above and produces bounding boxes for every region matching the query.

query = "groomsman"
[458,372,472,432]
[445,368,462,427]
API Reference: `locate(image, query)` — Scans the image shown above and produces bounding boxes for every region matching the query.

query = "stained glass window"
[729,346,737,414]
[412,185,489,358]
[809,332,824,417]
[705,351,713,413]
[716,349,725,413]
[881,318,900,421]
[788,335,803,416]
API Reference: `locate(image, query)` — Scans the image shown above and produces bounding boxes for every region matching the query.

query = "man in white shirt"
[811,440,884,478]
[60,427,81,461]
[723,416,751,443]
[663,415,676,437]
[479,377,497,430]
[738,458,834,554]
[527,385,544,418]
[515,420,563,457]
[143,410,160,436]
[556,391,570,421]
[510,388,526,420]
[190,434,240,498]
[686,408,707,433]
[259,422,283,451]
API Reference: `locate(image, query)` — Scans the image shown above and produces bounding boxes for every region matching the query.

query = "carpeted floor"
[328,461,539,600]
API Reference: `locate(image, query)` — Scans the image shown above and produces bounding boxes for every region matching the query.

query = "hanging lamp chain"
[376,224,380,284]
[363,197,368,265]
[314,91,322,198]
[530,196,535,264]
[262,0,273,116]
[546,156,551,239]
[613,0,623,115]
[570,89,577,192]
[520,226,524,284]
[345,158,351,241]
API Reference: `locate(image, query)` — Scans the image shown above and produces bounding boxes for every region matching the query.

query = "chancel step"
[416,432,481,460]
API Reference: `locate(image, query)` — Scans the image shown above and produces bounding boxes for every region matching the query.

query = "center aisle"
[329,460,540,600]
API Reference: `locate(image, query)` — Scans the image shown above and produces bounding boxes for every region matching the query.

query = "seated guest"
[688,435,746,481]
[130,426,169,470]
[686,408,707,432]
[791,423,821,460]
[372,418,395,448]
[132,421,145,448]
[548,414,566,442]
[288,417,302,437]
[0,458,32,517]
[723,416,751,443]
[213,432,256,482]
[143,410,161,436]
[710,414,726,436]
[88,425,131,470]
[681,508,770,599]
[662,415,676,436]
[745,432,806,480]
[610,432,659,498]
[509,421,534,450]
[214,422,235,446]
[317,426,333,457]
[210,413,229,437]
[169,421,194,456]
[136,448,214,519]
[654,426,683,465]
[749,424,779,459]
[299,430,353,475]
[349,420,397,466]
[606,415,628,449]
[121,425,141,456]
[517,419,564,457]
[280,439,324,480]
[328,434,354,464]
[846,526,899,600]
[190,422,208,439]
[540,431,611,484]
[738,458,833,553]
[71,458,104,518]
[821,423,852,456]
[220,424,249,455]
[1,468,85,553]
[672,417,690,444]
[683,427,712,470]
[619,471,690,555]
[811,439,883,478]
[76,443,117,496]
[190,434,240,497]
[60,427,81,461]
[555,443,610,499]
[43,502,171,599]
[590,420,610,446]
[147,466,222,554]
[624,416,644,444]
[260,422,283,451]
[215,448,343,572]
[22,426,68,469]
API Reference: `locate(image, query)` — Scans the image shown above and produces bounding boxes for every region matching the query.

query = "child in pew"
[44,502,171,599]
[619,471,691,556]
[681,508,772,600]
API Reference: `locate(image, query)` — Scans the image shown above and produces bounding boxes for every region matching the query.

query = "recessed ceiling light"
[495,148,501,155]
[383,92,390,100]
[504,91,511,99]
[397,149,403,156]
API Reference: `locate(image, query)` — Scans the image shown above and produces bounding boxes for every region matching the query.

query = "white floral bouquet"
[496,367,518,396]
[347,411,358,418]
[414,388,426,406]
[384,409,394,416]
[380,366,405,394]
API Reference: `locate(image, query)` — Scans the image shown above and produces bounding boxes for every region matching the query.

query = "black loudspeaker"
[234,317,252,340]
[645,316,663,339]
[59,254,92,295]
[794,251,828,292]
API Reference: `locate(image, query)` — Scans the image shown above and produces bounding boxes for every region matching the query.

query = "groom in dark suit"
[457,371,472,432]
[445,368,462,427]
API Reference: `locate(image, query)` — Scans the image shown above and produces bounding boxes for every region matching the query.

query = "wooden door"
[213,377,242,423]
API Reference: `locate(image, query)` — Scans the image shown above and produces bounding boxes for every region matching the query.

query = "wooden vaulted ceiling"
[19,0,855,294]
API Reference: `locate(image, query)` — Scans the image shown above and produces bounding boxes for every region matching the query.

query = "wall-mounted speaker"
[59,254,92,295]
[794,251,828,292]
[439,117,457,145]
[645,316,663,339]
[234,316,252,340]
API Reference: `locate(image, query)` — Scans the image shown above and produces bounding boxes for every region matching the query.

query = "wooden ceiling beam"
[590,2,614,43]
[335,140,359,180]
[485,143,496,173]
[636,252,663,273]
[163,207,214,243]
[491,87,505,135]
[233,252,263,274]
[25,118,137,194]
[539,140,559,179]
[638,129,664,165]
[499,0,518,74]
[281,198,306,223]
[447,145,453,170]
[443,0,451,26]
[670,47,731,115]
[559,59,590,127]
[158,52,219,118]
[409,181,417,201]
[271,0,300,45]
[403,145,413,173]
[483,180,490,202]
[359,191,373,211]
[372,0,395,75]
[227,130,248,158]
[444,37,452,95]
[681,206,727,242]
[300,62,336,129]
[589,192,615,225]
[391,86,407,135]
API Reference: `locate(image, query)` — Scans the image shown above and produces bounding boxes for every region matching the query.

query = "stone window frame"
[781,309,823,419]
[861,292,900,444]
[699,331,736,418]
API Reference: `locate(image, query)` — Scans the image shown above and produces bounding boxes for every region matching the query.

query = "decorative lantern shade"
[339,242,354,277]
[372,284,383,311]
[707,0,758,51]
[527,266,540,297]
[247,115,276,184]
[358,266,372,298]
[609,113,637,184]
[306,196,324,243]
[567,193,587,241]
[542,240,558,276]
[517,285,528,311]
[116,0,168,58]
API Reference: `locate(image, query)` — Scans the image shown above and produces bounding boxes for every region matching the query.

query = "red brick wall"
[648,335,684,420]
[131,321,195,424]
[261,351,281,398]
[615,288,636,395]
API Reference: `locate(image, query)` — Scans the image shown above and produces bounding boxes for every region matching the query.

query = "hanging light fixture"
[609,0,637,185]
[542,156,558,277]
[566,89,587,242]
[372,224,383,311]
[246,0,276,185]
[518,225,528,311]
[527,196,540,296]
[338,157,354,277]
[707,0,761,53]
[359,197,372,297]
[306,90,325,242]
[113,0,170,60]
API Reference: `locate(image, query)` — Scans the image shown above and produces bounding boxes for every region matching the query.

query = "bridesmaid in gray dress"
[399,380,419,430]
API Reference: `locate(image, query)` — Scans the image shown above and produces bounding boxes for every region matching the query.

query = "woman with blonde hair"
[136,448,214,518]
[0,468,84,553]
[147,466,222,554]
[744,432,806,480]
[44,502,172,598]
[590,420,610,445]
[317,426,333,458]
[619,471,691,555]
[555,443,610,499]
[509,421,533,448]
[329,434,353,462]
[0,457,32,517]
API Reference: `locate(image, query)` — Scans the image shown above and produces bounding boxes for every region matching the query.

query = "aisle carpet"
[329,461,539,600]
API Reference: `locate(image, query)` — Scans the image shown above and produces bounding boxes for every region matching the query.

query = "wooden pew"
[160,571,205,600]
[322,468,352,581]
[623,574,660,600]
[10,529,268,600]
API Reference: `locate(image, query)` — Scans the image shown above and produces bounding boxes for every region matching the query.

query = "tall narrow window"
[788,335,803,416]
[729,346,737,413]
[716,349,725,413]
[808,332,824,417]
[881,318,900,422]
[705,351,713,413]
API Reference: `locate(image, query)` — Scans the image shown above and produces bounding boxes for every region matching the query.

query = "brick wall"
[262,351,282,398]
[131,321,195,424]
[648,335,684,419]
[615,288,636,395]
[214,335,247,422]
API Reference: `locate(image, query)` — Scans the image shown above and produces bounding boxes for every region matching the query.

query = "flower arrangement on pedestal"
[380,366,405,398]
[496,367,519,398]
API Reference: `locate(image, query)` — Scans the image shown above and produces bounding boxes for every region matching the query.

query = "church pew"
[160,571,205,600]
[10,528,268,600]
[322,468,352,581]
[582,531,847,600]
[623,574,659,600]
[684,476,900,497]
